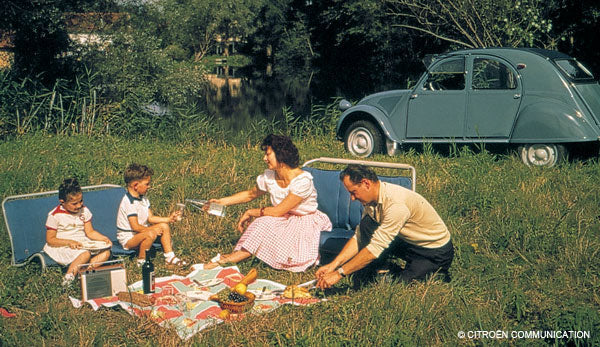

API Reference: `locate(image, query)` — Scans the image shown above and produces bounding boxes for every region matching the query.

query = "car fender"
[511,99,600,143]
[336,105,400,143]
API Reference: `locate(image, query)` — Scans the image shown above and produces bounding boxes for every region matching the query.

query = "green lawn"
[0,134,598,346]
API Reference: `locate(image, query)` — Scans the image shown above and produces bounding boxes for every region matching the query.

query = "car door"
[465,56,522,138]
[406,56,466,139]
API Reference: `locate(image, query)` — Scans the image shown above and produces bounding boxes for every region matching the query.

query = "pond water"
[203,65,394,131]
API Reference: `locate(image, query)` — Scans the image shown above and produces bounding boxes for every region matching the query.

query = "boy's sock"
[164,252,175,262]
[136,258,146,267]
[62,273,75,287]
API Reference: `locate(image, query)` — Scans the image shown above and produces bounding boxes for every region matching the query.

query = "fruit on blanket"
[218,309,231,320]
[239,268,258,285]
[233,283,247,295]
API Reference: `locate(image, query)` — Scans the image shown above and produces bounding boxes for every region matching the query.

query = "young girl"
[43,178,112,286]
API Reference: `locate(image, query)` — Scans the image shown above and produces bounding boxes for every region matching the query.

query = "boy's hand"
[168,211,181,222]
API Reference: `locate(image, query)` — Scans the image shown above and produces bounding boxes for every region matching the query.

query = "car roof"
[441,47,574,61]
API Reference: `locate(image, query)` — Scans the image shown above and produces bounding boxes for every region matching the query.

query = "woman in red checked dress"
[203,134,331,272]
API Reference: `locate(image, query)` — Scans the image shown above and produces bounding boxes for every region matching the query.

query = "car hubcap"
[524,144,556,166]
[348,127,373,157]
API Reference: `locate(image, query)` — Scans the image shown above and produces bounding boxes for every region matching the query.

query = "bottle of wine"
[142,249,155,294]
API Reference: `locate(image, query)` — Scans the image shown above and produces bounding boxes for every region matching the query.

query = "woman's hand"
[204,198,225,212]
[236,210,254,232]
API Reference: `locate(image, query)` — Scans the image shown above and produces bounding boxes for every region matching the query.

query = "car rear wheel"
[344,120,383,158]
[519,144,567,167]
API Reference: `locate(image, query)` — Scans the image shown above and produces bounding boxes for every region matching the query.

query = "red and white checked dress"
[234,170,332,272]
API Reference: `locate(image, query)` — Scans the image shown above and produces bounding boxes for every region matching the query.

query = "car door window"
[423,57,465,91]
[472,58,517,89]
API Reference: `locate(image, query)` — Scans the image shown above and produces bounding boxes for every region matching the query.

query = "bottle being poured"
[185,199,226,217]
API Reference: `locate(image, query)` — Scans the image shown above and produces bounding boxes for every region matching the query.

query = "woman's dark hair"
[58,178,82,201]
[339,165,379,184]
[261,134,300,168]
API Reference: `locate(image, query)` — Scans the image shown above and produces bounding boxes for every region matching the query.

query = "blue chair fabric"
[2,185,161,271]
[304,166,414,262]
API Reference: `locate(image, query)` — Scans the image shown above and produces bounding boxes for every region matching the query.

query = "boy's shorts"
[116,230,136,249]
[43,243,104,266]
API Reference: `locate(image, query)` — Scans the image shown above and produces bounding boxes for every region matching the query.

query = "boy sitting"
[43,178,112,286]
[116,163,186,267]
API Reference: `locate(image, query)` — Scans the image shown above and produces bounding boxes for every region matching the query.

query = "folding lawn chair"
[2,184,136,271]
[302,157,416,264]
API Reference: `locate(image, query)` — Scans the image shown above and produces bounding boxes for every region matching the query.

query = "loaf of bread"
[117,291,155,307]
[283,285,312,299]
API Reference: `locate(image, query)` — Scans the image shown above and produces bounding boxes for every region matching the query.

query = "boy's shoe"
[165,256,188,268]
[62,273,75,287]
[136,259,146,267]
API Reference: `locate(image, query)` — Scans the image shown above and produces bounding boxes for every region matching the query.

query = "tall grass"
[0,132,598,346]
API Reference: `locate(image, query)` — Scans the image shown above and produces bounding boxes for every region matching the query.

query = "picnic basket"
[218,292,255,313]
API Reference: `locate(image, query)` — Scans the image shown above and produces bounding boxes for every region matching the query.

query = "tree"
[155,0,262,61]
[551,0,600,77]
[385,0,557,49]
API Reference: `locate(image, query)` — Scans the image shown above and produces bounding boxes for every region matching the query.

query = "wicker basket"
[218,292,255,313]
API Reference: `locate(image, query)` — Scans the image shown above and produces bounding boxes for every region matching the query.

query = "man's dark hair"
[58,178,82,201]
[124,163,154,185]
[260,134,300,168]
[339,164,379,184]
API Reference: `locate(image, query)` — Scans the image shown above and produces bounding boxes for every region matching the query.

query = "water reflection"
[205,65,314,131]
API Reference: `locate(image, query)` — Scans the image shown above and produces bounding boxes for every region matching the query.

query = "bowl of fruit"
[214,289,255,313]
[210,268,258,313]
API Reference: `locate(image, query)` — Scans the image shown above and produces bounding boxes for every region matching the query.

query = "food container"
[216,292,255,313]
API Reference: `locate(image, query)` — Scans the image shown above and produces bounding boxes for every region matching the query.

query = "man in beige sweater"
[316,164,453,288]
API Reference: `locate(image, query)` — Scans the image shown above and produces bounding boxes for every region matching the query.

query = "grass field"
[0,133,599,346]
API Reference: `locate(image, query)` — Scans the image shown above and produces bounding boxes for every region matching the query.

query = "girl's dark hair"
[339,164,379,184]
[58,178,82,201]
[260,134,300,168]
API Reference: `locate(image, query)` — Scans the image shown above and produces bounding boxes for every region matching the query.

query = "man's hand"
[315,263,336,279]
[316,270,343,289]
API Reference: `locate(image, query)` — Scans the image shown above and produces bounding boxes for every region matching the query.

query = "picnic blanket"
[70,266,320,340]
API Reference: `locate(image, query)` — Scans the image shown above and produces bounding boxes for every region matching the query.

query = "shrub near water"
[0,134,599,346]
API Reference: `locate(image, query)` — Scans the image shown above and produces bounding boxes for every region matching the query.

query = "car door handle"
[410,94,418,99]
[513,94,521,99]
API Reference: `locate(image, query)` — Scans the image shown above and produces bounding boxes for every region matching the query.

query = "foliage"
[551,0,600,77]
[385,0,559,49]
[1,0,74,84]
[149,0,262,61]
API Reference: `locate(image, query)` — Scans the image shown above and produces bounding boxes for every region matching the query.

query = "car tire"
[519,144,567,167]
[344,120,383,158]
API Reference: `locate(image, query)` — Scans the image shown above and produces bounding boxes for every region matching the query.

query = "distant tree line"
[1,0,599,104]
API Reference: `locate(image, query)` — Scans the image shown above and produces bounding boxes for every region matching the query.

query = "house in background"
[0,31,14,70]
[64,12,129,52]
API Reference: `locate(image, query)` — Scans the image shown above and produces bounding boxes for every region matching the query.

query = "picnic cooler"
[79,260,127,301]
